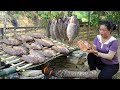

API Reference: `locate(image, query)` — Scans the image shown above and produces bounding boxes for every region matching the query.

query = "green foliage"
[72,11,88,22]
[37,11,66,28]
[106,11,119,22]
[26,12,34,19]
[39,18,48,28]
[13,13,21,18]
[38,11,65,20]
[9,11,22,18]
[90,14,98,27]
[38,11,51,19]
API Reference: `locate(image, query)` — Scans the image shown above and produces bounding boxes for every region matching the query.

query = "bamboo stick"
[16,63,33,71]
[2,54,10,57]
[0,51,5,54]
[1,56,17,61]
[11,61,25,67]
[5,58,20,64]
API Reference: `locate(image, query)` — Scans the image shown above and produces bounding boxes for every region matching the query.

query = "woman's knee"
[87,53,94,58]
[87,53,97,61]
[98,72,112,79]
[98,64,119,79]
[87,53,93,60]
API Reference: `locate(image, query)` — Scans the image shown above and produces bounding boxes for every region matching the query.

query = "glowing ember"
[43,64,49,74]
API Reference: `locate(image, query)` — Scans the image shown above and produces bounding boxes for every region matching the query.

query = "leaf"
[72,11,88,22]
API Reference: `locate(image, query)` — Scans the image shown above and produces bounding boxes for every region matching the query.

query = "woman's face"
[99,25,111,38]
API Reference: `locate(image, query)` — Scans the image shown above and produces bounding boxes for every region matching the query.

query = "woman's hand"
[86,47,98,56]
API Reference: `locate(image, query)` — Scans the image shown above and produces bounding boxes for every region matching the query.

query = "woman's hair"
[99,20,116,31]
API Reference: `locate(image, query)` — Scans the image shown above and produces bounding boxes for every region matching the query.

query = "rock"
[20,70,43,77]
[71,50,87,58]
[67,53,87,65]
[68,57,79,65]
[84,60,89,67]
[76,64,89,71]
[77,58,86,65]
[5,73,19,79]
[55,69,99,79]
[20,74,44,79]
[112,71,120,79]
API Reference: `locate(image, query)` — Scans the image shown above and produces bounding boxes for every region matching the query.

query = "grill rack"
[0,38,78,72]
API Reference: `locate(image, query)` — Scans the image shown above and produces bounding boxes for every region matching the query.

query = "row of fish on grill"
[46,15,80,43]
[0,33,71,64]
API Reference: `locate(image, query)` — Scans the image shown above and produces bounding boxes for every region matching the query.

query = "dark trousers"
[87,53,119,79]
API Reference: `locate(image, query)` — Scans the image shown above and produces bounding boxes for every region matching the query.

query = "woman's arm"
[97,50,116,60]
[97,40,118,60]
[87,44,116,60]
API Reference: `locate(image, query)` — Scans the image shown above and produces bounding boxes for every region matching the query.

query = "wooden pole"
[88,11,91,40]
[118,11,120,37]
[97,11,100,34]
[3,11,7,39]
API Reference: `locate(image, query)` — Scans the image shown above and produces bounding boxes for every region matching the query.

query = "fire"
[43,63,54,79]
[43,64,49,74]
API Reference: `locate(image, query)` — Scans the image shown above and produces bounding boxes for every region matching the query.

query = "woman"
[87,20,119,79]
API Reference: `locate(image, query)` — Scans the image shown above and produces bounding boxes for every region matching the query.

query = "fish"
[52,19,61,41]
[43,48,57,57]
[21,49,46,64]
[66,15,79,44]
[2,45,28,56]
[34,38,54,47]
[27,33,46,39]
[51,45,70,54]
[1,37,21,46]
[66,23,78,43]
[15,34,33,42]
[57,18,64,41]
[30,42,43,50]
